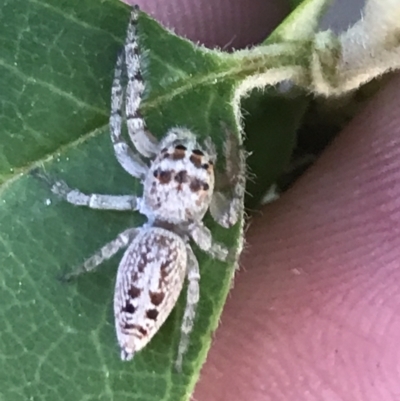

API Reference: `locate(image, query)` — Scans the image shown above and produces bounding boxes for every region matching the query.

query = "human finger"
[194,73,400,401]
[125,0,290,49]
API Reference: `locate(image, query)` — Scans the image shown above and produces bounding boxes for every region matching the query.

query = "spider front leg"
[124,8,159,158]
[110,49,149,180]
[32,170,139,211]
[175,245,200,372]
[210,127,246,228]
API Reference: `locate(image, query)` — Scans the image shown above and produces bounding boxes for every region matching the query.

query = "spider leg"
[188,221,229,261]
[209,190,242,228]
[175,244,200,371]
[210,127,246,228]
[34,170,140,211]
[62,227,140,281]
[124,8,159,158]
[203,136,217,164]
[110,50,149,180]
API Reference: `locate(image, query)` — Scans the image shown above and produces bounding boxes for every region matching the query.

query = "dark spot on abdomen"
[146,309,159,320]
[150,291,165,306]
[122,323,147,338]
[128,286,141,298]
[123,301,136,314]
[138,327,148,336]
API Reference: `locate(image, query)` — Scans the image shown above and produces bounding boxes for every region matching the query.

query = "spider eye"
[174,144,187,151]
[192,149,204,156]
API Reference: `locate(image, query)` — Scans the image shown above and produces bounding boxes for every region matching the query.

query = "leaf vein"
[91,331,113,400]
[27,0,123,44]
[0,124,108,195]
[0,58,108,116]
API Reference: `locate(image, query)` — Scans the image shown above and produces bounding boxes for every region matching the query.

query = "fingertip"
[125,0,290,49]
[195,73,400,400]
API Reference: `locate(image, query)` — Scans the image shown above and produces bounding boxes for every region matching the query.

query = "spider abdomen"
[113,227,187,360]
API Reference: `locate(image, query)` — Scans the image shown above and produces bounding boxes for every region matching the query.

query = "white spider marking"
[33,6,245,371]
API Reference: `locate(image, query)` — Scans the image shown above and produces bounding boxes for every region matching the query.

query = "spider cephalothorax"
[140,130,216,225]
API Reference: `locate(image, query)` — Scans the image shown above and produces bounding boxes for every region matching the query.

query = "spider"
[34,7,244,370]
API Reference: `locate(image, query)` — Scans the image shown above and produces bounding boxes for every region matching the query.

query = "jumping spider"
[35,7,244,370]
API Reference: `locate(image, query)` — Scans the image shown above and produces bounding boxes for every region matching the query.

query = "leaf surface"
[0,2,242,400]
[0,0,328,400]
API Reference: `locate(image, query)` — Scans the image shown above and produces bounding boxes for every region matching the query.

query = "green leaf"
[240,0,331,206]
[0,2,244,401]
[267,0,332,43]
[243,88,309,208]
[288,0,308,9]
[0,0,326,399]
[0,0,128,182]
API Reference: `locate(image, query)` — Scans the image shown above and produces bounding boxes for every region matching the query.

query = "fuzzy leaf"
[240,0,332,205]
[267,0,331,43]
